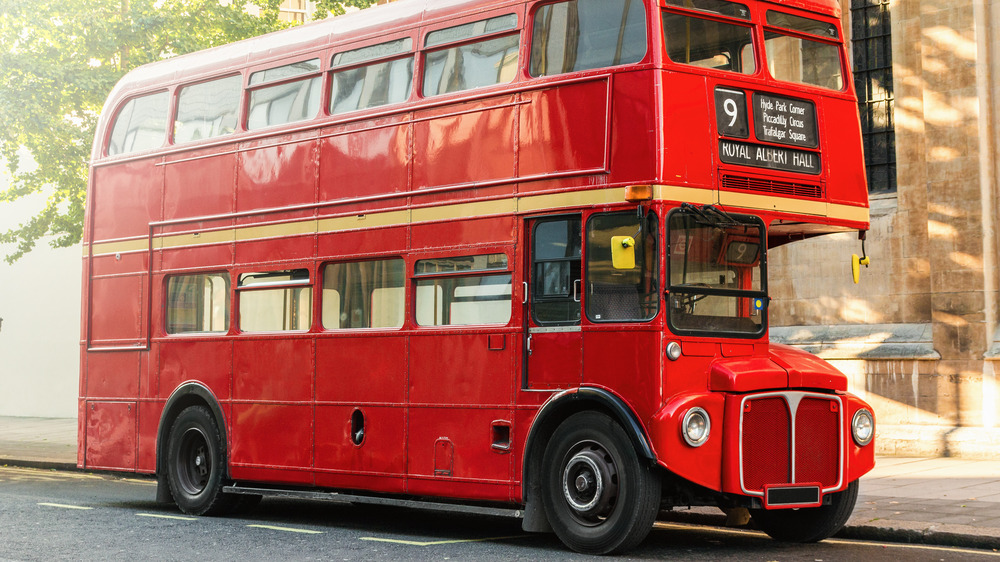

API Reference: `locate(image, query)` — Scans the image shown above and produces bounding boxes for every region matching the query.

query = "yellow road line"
[248,524,324,535]
[360,535,526,547]
[37,502,92,510]
[137,513,197,521]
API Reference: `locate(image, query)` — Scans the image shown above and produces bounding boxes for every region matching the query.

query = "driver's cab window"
[585,212,659,322]
[667,209,766,337]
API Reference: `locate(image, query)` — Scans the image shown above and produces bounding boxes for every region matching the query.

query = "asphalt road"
[1,466,998,561]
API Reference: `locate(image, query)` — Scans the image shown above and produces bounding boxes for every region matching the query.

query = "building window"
[279,0,308,23]
[851,0,895,193]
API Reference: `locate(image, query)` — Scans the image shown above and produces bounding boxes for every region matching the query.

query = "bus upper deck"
[89,0,867,258]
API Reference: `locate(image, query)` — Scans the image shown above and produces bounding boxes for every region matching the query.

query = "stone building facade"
[771,0,1000,457]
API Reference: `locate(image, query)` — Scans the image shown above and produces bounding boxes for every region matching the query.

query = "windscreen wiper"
[679,202,742,228]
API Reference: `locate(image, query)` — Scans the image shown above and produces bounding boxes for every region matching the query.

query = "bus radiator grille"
[741,394,841,493]
[721,175,824,199]
[741,397,790,492]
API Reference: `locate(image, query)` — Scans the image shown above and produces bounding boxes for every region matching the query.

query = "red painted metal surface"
[80,0,875,519]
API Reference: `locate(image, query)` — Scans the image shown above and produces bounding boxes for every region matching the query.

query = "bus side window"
[414,254,512,327]
[174,74,242,144]
[165,273,230,334]
[237,269,312,332]
[422,15,520,97]
[107,91,169,156]
[247,59,323,130]
[322,259,405,329]
[331,38,415,115]
[530,0,648,77]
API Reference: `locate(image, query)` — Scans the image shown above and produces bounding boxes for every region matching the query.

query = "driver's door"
[524,216,582,390]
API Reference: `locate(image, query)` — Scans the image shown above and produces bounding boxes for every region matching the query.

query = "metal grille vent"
[722,175,824,199]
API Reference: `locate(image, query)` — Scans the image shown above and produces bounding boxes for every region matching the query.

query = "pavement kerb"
[3,454,1000,553]
[0,458,81,472]
[658,508,1000,552]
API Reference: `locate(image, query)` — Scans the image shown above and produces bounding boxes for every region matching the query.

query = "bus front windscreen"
[667,209,766,337]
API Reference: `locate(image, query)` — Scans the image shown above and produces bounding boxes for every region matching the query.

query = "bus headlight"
[682,407,710,447]
[852,408,874,446]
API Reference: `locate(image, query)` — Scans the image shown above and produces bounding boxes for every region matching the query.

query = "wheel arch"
[155,382,228,503]
[520,386,656,532]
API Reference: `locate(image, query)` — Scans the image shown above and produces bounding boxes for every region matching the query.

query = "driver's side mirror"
[611,236,636,269]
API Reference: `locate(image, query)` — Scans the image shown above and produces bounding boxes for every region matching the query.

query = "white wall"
[0,167,81,419]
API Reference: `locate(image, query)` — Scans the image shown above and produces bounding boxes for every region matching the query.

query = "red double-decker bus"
[80,0,875,554]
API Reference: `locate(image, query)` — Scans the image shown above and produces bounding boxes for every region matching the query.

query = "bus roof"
[103,0,518,101]
[104,0,842,99]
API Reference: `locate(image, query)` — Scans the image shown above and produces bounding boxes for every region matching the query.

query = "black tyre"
[751,480,859,542]
[166,405,235,515]
[541,411,661,555]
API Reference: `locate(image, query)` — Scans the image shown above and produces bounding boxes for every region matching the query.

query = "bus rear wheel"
[166,405,235,516]
[541,411,661,555]
[750,480,859,542]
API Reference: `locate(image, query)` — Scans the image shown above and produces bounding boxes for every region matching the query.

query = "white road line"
[360,535,527,547]
[37,502,92,510]
[247,524,324,535]
[137,513,197,521]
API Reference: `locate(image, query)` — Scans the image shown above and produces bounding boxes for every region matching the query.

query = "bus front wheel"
[541,411,661,555]
[750,480,859,542]
[165,405,234,515]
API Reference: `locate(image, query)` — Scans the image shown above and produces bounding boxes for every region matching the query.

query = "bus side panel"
[411,216,515,251]
[84,400,137,471]
[822,97,869,208]
[90,161,162,242]
[235,234,316,265]
[317,227,408,260]
[319,117,410,202]
[519,79,609,179]
[157,244,234,273]
[238,137,319,212]
[608,70,659,184]
[82,351,141,471]
[412,95,517,190]
[658,71,716,190]
[314,405,407,493]
[406,332,516,501]
[163,148,237,226]
[88,274,146,344]
[84,350,140,399]
[229,338,314,484]
[156,341,233,406]
[315,336,407,492]
[136,400,162,473]
[582,330,662,423]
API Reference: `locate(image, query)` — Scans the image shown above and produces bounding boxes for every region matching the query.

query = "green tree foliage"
[0,0,374,263]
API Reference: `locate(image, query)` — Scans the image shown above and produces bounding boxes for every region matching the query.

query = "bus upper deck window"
[422,15,520,97]
[764,11,843,90]
[107,91,169,156]
[331,38,414,115]
[529,0,647,77]
[247,59,322,130]
[662,0,755,75]
[174,74,242,144]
